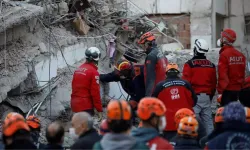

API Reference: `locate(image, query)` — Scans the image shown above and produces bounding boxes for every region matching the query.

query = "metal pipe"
[26,103,39,119]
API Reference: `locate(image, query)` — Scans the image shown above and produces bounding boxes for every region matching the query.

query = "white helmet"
[194,39,209,54]
[85,47,101,61]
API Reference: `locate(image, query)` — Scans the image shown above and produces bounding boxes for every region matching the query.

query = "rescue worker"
[199,107,225,148]
[239,76,250,107]
[2,113,37,149]
[217,29,246,106]
[138,32,167,96]
[206,102,250,149]
[93,100,148,150]
[100,59,145,110]
[174,116,201,150]
[26,115,45,149]
[71,47,103,118]
[182,39,217,135]
[131,97,173,150]
[152,63,197,140]
[170,108,206,147]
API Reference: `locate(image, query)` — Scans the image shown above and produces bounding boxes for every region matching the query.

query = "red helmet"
[221,28,236,45]
[138,32,156,44]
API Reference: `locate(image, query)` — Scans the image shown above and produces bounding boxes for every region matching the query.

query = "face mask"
[217,39,222,47]
[69,128,79,141]
[158,116,167,132]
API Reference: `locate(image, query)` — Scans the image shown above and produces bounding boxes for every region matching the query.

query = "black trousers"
[239,89,250,107]
[221,90,239,106]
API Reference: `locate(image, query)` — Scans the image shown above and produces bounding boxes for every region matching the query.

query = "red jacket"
[148,136,173,150]
[71,62,103,112]
[217,46,246,94]
[182,56,217,95]
[144,47,167,96]
[152,77,197,131]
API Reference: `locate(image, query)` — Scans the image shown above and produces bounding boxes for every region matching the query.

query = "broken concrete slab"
[5,77,59,113]
[0,2,44,33]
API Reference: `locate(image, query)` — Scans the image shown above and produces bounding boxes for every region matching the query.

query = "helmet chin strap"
[193,48,198,56]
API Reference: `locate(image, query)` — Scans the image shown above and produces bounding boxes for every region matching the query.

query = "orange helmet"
[244,107,250,123]
[3,113,30,137]
[175,108,195,126]
[177,116,198,137]
[137,97,166,120]
[115,60,132,71]
[215,107,224,123]
[107,100,131,120]
[5,112,19,120]
[26,115,41,129]
[166,63,179,72]
[138,32,156,44]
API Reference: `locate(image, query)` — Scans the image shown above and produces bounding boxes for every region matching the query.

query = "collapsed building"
[1,0,247,146]
[0,0,186,120]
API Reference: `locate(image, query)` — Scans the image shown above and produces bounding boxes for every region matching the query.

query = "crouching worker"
[100,59,145,120]
[175,116,201,150]
[2,113,37,149]
[93,100,148,150]
[131,97,173,150]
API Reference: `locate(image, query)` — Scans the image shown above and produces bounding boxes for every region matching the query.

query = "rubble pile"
[0,0,192,145]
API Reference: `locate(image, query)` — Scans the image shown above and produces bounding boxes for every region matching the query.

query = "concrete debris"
[0,2,44,33]
[58,1,69,15]
[38,42,48,54]
[5,76,59,113]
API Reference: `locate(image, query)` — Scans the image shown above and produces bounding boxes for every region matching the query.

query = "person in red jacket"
[152,63,197,140]
[239,76,250,107]
[217,28,246,106]
[71,47,103,117]
[182,39,217,135]
[131,97,173,150]
[138,32,167,96]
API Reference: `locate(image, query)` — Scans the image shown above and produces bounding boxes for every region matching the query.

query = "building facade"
[132,0,250,50]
